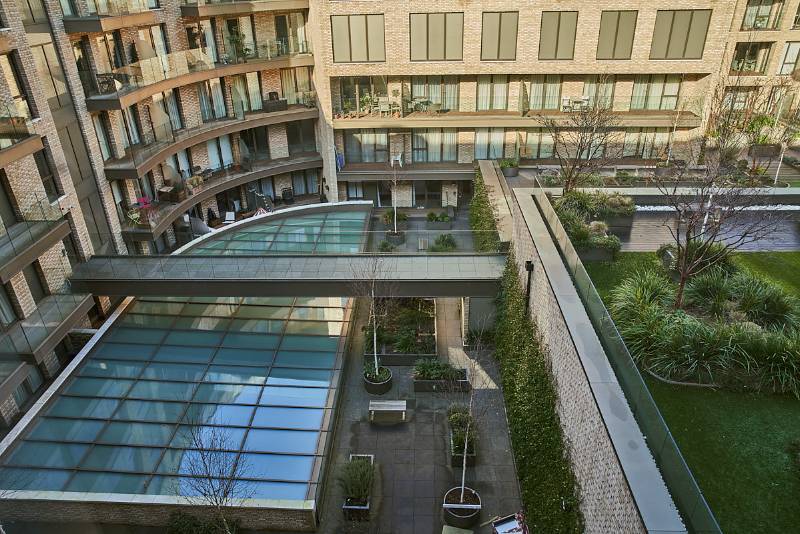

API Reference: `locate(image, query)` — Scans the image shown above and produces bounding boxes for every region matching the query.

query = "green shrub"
[338,457,374,503]
[555,207,590,243]
[429,233,457,252]
[381,210,408,226]
[448,406,476,454]
[499,158,519,169]
[414,358,461,380]
[167,512,238,534]
[685,268,732,317]
[732,272,800,331]
[377,240,396,253]
[752,330,800,397]
[427,211,450,222]
[394,327,419,353]
[788,439,800,472]
[363,360,390,382]
[469,171,501,252]
[494,254,583,531]
[610,270,675,315]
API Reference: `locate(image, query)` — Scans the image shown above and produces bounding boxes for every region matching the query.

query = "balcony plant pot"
[577,246,614,262]
[425,220,452,231]
[382,220,408,232]
[385,231,405,246]
[341,454,374,521]
[363,367,392,395]
[501,166,519,177]
[449,429,476,467]
[414,368,470,393]
[603,214,634,237]
[443,487,481,528]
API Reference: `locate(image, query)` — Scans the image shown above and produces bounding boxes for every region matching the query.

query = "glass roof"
[0,209,365,501]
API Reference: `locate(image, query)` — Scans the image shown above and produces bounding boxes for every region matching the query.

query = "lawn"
[585,252,800,534]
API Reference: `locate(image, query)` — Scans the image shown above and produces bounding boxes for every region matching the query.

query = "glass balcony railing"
[182,0,292,4]
[85,0,153,16]
[0,194,65,270]
[0,102,35,150]
[93,39,312,96]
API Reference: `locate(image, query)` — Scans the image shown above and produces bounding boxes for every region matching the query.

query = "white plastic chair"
[222,212,235,224]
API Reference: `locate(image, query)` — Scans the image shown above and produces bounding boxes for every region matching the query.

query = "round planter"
[501,167,519,177]
[386,231,406,246]
[363,367,393,395]
[442,486,481,528]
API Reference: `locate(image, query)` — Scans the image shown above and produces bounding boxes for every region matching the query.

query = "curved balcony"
[86,42,313,111]
[104,104,318,180]
[181,0,308,18]
[121,152,322,241]
[0,103,42,169]
[63,0,159,34]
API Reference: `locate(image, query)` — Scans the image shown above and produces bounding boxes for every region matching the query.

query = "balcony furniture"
[369,400,407,424]
[561,97,573,112]
[412,97,430,112]
[281,187,294,204]
[377,97,391,116]
[264,98,288,113]
[222,211,235,225]
[427,102,442,114]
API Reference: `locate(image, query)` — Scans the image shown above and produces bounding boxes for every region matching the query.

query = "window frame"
[409,12,464,61]
[539,11,579,60]
[741,0,785,31]
[480,11,519,61]
[650,9,712,60]
[331,14,386,64]
[596,10,638,60]
[343,129,388,164]
[630,74,682,110]
[779,42,800,74]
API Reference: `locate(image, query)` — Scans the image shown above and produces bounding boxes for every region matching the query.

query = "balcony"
[0,198,69,284]
[104,102,318,180]
[181,0,308,17]
[0,28,14,54]
[0,293,94,363]
[0,103,42,169]
[730,43,773,76]
[121,152,322,241]
[63,0,159,34]
[0,360,33,408]
[86,40,313,111]
[337,161,475,182]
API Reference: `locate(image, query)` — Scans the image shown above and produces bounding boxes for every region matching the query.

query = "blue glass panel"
[119,314,170,328]
[0,467,70,491]
[128,380,196,401]
[213,348,274,366]
[240,453,313,481]
[273,351,335,369]
[294,297,347,307]
[280,335,340,352]
[270,242,315,252]
[284,321,343,335]
[252,407,324,430]
[145,475,199,496]
[156,449,237,476]
[28,418,104,442]
[204,365,266,385]
[173,317,230,331]
[171,425,246,450]
[244,429,318,454]
[116,400,186,422]
[129,301,185,314]
[99,422,175,446]
[67,472,147,494]
[153,345,215,363]
[241,297,294,306]
[80,359,146,379]
[93,342,156,360]
[81,446,162,472]
[259,386,328,407]
[267,368,331,388]
[235,306,290,319]
[165,330,224,346]
[193,384,262,404]
[107,328,167,344]
[315,243,360,253]
[183,404,253,426]
[182,303,239,317]
[65,377,134,397]
[6,442,88,468]
[47,397,119,418]
[249,481,309,499]
[221,333,279,350]
[290,307,344,321]
[227,319,285,334]
[141,362,206,382]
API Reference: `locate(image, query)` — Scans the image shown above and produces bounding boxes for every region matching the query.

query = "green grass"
[586,251,800,534]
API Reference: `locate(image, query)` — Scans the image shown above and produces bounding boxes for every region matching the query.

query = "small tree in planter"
[339,455,374,521]
[499,158,519,177]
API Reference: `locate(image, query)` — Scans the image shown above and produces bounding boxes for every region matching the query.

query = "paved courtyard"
[366,208,476,253]
[318,298,522,534]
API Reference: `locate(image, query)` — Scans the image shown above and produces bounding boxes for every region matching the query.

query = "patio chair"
[377,98,391,116]
[222,211,236,224]
[427,102,442,114]
[561,97,573,112]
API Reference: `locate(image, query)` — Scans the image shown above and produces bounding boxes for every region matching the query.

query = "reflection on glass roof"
[0,209,365,501]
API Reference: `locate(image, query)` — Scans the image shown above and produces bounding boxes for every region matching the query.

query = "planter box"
[501,166,519,177]
[602,214,634,237]
[342,454,373,520]
[385,231,405,246]
[578,247,614,262]
[373,353,435,366]
[363,367,392,395]
[449,429,476,467]
[443,487,481,529]
[749,143,781,158]
[655,166,675,178]
[382,220,408,231]
[425,220,452,231]
[414,369,470,392]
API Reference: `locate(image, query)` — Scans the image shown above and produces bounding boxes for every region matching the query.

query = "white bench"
[369,400,407,424]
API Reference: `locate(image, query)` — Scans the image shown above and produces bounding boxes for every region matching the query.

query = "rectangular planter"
[449,430,476,467]
[382,221,408,231]
[375,353,435,366]
[603,214,634,238]
[414,369,470,392]
[342,454,373,521]
[578,247,614,262]
[425,220,453,230]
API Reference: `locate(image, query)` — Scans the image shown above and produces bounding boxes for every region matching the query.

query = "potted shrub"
[499,158,519,177]
[597,193,635,237]
[413,358,470,392]
[428,233,457,252]
[339,454,374,521]
[363,360,392,395]
[447,406,476,467]
[425,211,452,230]
[377,240,396,253]
[381,210,408,230]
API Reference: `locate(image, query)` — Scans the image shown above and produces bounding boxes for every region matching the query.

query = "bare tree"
[348,256,397,374]
[537,75,622,192]
[179,421,253,534]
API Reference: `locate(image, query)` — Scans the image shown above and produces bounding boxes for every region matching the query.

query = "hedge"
[495,254,583,532]
[469,170,501,252]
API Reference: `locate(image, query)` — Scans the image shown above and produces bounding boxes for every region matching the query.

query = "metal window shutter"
[428,13,445,60]
[498,12,518,60]
[615,11,637,59]
[596,11,618,60]
[349,15,367,62]
[557,11,577,60]
[684,10,711,59]
[445,13,463,60]
[650,11,672,59]
[331,16,351,63]
[481,12,500,60]
[366,14,385,61]
[539,12,558,59]
[410,13,427,61]
[667,10,692,59]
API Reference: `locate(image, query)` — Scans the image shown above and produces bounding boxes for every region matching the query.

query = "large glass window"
[33,149,60,202]
[286,120,315,154]
[583,75,615,108]
[650,10,712,60]
[92,114,112,162]
[230,73,262,114]
[197,78,227,122]
[338,76,387,113]
[412,129,457,163]
[291,169,318,196]
[410,76,459,111]
[136,24,169,60]
[222,16,256,62]
[241,126,270,161]
[31,44,70,111]
[410,12,463,61]
[331,14,385,63]
[731,42,774,75]
[779,42,800,75]
[597,11,637,60]
[343,129,387,163]
[481,12,518,61]
[72,38,97,96]
[0,54,32,119]
[523,129,554,159]
[742,0,785,30]
[539,11,578,60]
[206,135,234,170]
[16,0,45,26]
[474,128,505,159]
[476,75,508,111]
[187,20,218,63]
[281,67,312,105]
[59,123,94,187]
[0,284,18,327]
[528,75,561,110]
[630,75,681,110]
[623,128,669,159]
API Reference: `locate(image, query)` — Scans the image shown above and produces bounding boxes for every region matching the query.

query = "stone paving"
[318,298,521,534]
[366,208,476,254]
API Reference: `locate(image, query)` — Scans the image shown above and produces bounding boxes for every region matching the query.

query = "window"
[523,129,555,159]
[630,75,681,110]
[121,105,142,148]
[281,67,312,105]
[476,75,508,111]
[16,0,45,26]
[95,32,125,72]
[33,149,59,203]
[291,169,318,196]
[742,0,784,30]
[597,11,637,60]
[198,78,227,122]
[343,129,387,163]
[528,75,561,110]
[187,20,218,62]
[331,14,385,63]
[222,17,255,61]
[92,114,112,162]
[650,10,711,60]
[0,54,32,119]
[80,193,112,254]
[795,5,800,28]
[59,123,95,186]
[411,129,457,162]
[724,87,756,111]
[338,76,387,113]
[583,75,615,108]
[410,76,459,111]
[137,24,169,60]
[206,135,234,170]
[286,120,316,154]
[230,74,262,114]
[72,38,97,96]
[779,42,800,74]
[346,182,363,199]
[731,42,774,74]
[58,0,75,15]
[31,44,71,111]
[474,128,505,159]
[241,126,270,161]
[539,11,578,60]
[410,13,463,61]
[0,285,17,327]
[623,128,669,159]
[152,89,183,131]
[481,12,518,60]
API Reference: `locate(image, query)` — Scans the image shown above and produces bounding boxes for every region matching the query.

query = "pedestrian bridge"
[69,253,507,297]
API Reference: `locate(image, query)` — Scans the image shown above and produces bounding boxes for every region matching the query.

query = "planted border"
[469,170,501,252]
